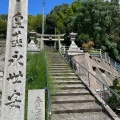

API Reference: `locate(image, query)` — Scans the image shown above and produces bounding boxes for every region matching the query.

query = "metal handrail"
[99,49,120,71]
[59,47,120,100]
[71,57,120,99]
[44,50,51,120]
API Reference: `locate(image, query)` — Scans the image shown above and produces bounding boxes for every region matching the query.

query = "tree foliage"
[0,15,7,40]
[0,14,8,20]
[107,78,120,109]
[46,4,69,34]
[28,14,43,33]
[45,0,120,62]
[0,0,120,61]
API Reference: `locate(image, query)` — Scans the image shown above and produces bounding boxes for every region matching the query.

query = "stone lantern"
[27,30,40,52]
[67,32,83,55]
[29,30,36,44]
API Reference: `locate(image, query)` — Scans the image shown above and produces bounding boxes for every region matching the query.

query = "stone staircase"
[46,47,114,120]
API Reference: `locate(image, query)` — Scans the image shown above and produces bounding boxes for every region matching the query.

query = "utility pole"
[42,0,45,35]
[41,0,45,49]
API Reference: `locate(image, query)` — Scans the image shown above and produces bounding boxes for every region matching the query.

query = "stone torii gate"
[37,34,65,51]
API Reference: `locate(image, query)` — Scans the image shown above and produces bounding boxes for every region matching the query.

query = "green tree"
[46,4,69,34]
[0,14,8,20]
[28,14,43,33]
[0,19,7,39]
[27,0,120,62]
[107,78,120,109]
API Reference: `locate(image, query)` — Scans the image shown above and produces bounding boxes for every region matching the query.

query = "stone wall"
[72,53,120,90]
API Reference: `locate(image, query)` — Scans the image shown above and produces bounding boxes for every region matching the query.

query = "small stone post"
[27,89,45,120]
[100,49,102,59]
[105,52,107,60]
[1,0,28,120]
[115,62,117,68]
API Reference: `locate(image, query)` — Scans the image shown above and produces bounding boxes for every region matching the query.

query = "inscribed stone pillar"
[1,0,28,120]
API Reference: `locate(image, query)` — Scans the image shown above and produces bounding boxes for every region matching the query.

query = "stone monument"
[27,30,40,52]
[1,0,28,120]
[67,32,83,55]
[27,89,45,120]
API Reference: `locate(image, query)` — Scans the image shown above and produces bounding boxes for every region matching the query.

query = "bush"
[107,78,120,109]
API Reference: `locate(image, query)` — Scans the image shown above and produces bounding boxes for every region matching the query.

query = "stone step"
[56,83,86,89]
[49,56,61,58]
[49,68,70,70]
[51,112,111,120]
[51,102,102,114]
[52,78,79,81]
[50,73,76,76]
[49,58,63,59]
[52,95,95,103]
[47,53,60,55]
[49,60,64,61]
[51,76,78,79]
[53,80,82,84]
[48,57,61,58]
[49,70,73,73]
[49,60,64,62]
[56,84,85,89]
[56,86,85,90]
[47,55,57,56]
[48,56,61,57]
[49,66,70,68]
[49,62,66,64]
[52,89,90,96]
[50,63,66,65]
[49,64,68,66]
[48,57,64,59]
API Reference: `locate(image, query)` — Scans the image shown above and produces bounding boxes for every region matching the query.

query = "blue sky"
[0,0,73,15]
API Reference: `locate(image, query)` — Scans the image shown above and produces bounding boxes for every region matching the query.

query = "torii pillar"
[1,0,28,120]
[58,35,62,52]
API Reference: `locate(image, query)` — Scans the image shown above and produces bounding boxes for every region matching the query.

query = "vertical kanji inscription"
[1,0,28,120]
